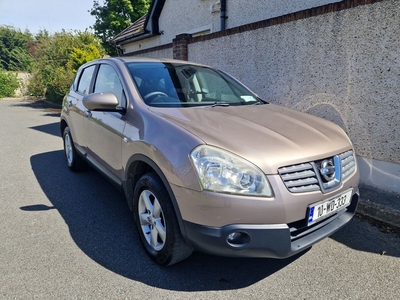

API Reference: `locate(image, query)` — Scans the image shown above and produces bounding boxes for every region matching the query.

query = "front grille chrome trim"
[278,150,356,194]
[340,150,356,181]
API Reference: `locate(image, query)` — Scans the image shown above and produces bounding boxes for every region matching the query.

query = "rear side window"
[77,65,96,95]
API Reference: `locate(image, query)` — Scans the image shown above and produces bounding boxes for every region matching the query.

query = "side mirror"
[83,92,124,112]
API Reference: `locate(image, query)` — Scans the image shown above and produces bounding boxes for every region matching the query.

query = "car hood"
[149,104,352,174]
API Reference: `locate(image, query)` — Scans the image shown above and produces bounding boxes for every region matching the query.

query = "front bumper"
[183,192,359,258]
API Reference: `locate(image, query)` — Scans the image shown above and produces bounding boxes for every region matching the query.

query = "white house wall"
[122,35,172,55]
[122,0,342,54]
[158,0,217,44]
[225,0,341,28]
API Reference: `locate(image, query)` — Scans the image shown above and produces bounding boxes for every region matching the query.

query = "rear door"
[84,63,127,184]
[66,64,96,154]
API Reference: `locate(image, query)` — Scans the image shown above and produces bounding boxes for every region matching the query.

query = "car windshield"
[126,62,261,107]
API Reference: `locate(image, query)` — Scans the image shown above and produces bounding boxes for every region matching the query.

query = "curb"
[358,185,400,229]
[357,198,400,228]
[44,100,62,109]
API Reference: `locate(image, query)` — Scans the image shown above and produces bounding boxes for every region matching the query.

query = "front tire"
[62,127,87,171]
[133,173,193,266]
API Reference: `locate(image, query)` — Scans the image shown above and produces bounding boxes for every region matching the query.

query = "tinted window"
[77,65,96,95]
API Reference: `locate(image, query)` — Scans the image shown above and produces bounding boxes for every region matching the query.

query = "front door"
[84,63,127,184]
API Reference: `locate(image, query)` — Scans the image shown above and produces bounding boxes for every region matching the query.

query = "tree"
[90,0,150,54]
[28,30,105,101]
[0,26,34,71]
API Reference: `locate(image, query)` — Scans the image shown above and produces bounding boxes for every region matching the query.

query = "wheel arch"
[123,154,189,242]
[60,118,68,137]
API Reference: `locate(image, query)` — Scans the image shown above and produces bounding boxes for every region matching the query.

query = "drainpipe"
[220,0,227,31]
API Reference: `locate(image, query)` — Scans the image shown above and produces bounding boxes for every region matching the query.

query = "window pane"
[77,65,96,95]
[126,62,258,107]
[94,64,125,106]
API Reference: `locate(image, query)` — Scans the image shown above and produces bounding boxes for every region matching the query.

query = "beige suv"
[60,57,360,266]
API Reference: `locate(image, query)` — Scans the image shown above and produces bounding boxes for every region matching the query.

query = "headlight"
[190,145,273,197]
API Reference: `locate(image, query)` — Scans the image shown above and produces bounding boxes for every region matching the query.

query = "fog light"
[227,232,241,243]
[226,231,251,247]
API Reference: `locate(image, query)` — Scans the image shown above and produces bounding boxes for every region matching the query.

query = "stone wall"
[16,72,31,97]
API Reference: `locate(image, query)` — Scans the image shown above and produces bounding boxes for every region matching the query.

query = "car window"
[94,64,126,107]
[195,71,244,102]
[126,62,259,107]
[77,65,96,95]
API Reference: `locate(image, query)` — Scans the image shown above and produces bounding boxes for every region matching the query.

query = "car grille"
[339,150,356,181]
[278,150,356,193]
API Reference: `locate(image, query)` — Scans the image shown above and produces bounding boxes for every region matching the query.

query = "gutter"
[110,0,167,49]
[221,0,227,31]
[113,32,158,46]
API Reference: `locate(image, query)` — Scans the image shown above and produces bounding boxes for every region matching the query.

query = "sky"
[0,0,98,34]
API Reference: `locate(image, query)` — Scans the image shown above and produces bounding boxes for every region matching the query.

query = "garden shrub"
[0,70,19,98]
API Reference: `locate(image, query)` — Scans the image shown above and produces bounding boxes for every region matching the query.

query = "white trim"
[182,24,213,36]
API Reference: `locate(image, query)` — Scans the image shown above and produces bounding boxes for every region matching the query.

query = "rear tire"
[62,127,87,171]
[133,173,193,266]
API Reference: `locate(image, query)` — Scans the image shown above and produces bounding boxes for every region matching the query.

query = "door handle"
[68,100,73,107]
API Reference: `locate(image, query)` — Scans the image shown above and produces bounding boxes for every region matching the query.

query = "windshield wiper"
[256,97,269,104]
[210,102,230,107]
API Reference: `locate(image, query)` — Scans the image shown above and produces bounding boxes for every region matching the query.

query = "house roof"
[110,0,166,46]
[111,14,147,43]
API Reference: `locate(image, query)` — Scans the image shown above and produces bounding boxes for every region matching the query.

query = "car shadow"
[29,150,307,290]
[329,217,400,258]
[13,99,61,117]
[29,122,60,137]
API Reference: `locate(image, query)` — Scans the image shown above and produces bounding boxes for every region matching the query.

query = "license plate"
[307,189,353,226]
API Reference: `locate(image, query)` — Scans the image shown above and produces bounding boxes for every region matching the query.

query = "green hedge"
[0,70,19,98]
